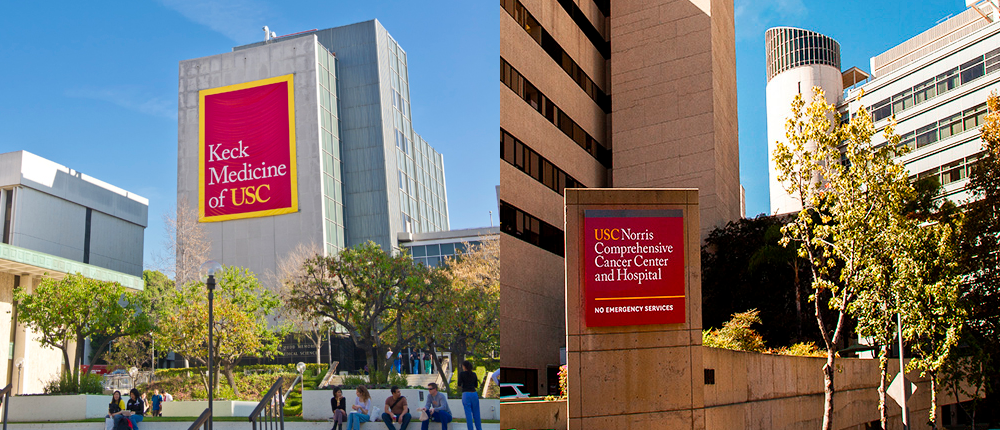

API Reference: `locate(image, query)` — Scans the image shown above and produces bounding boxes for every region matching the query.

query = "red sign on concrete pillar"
[583,209,685,327]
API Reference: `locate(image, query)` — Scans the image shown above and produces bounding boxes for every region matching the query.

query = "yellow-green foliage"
[702,309,766,352]
[771,342,826,357]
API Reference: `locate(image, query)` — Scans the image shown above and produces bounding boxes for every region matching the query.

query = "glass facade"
[318,48,346,255]
[387,37,448,235]
[404,240,482,267]
[765,27,841,82]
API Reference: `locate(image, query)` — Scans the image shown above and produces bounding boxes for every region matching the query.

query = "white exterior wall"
[846,15,1000,206]
[177,36,324,282]
[765,64,844,215]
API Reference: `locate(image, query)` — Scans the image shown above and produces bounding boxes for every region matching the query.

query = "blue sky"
[0,0,972,269]
[0,0,496,270]
[736,0,968,217]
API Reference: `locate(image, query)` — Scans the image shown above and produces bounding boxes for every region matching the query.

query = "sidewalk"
[6,421,500,430]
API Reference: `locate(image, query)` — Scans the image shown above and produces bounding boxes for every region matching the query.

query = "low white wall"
[160,400,258,418]
[302,389,498,421]
[8,395,109,421]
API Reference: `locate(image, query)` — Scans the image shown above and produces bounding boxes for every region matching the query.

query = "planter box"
[8,394,110,421]
[160,400,259,418]
[302,389,499,421]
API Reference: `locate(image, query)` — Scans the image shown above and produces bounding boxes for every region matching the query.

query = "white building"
[766,0,1000,212]
[0,150,146,394]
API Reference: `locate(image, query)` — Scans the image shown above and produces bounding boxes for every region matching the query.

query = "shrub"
[44,372,104,395]
[771,341,826,357]
[702,309,766,352]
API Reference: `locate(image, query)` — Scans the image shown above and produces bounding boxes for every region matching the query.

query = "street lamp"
[201,260,223,430]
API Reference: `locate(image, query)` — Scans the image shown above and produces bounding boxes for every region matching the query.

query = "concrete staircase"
[324,373,444,388]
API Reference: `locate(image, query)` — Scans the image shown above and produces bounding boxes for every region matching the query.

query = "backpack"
[115,416,134,430]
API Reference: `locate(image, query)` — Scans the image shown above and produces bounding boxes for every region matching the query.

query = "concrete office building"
[0,150,146,394]
[178,20,448,279]
[398,226,499,267]
[766,1,1000,213]
[500,0,740,394]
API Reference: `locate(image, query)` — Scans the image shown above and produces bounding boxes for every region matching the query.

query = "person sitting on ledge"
[381,385,411,430]
[119,388,145,430]
[418,383,451,430]
[107,390,126,430]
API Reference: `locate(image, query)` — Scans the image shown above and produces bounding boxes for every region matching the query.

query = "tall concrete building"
[500,0,740,394]
[0,150,145,394]
[178,20,449,279]
[766,1,1000,213]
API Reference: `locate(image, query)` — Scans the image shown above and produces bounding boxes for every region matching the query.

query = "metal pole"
[208,274,215,430]
[898,311,910,430]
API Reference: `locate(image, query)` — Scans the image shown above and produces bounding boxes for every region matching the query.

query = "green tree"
[142,269,175,312]
[773,88,923,430]
[156,266,282,396]
[284,242,440,384]
[408,238,499,392]
[956,91,1000,427]
[14,273,153,385]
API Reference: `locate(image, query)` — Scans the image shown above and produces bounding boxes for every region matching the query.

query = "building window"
[960,57,985,85]
[499,200,564,257]
[501,128,585,195]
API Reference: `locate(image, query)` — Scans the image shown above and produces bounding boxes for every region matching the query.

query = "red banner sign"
[583,210,685,327]
[198,74,298,222]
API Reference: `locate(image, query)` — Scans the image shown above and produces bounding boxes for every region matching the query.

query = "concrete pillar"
[565,189,704,429]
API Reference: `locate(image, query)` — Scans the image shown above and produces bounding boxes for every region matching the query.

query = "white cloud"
[65,86,176,120]
[158,0,270,44]
[735,0,808,41]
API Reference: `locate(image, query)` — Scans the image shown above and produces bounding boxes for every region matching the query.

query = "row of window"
[870,47,1000,123]
[392,89,408,117]
[895,102,988,152]
[501,128,585,195]
[501,0,610,112]
[500,200,564,257]
[765,28,840,81]
[501,57,612,168]
[556,0,609,59]
[915,152,983,187]
[592,0,609,17]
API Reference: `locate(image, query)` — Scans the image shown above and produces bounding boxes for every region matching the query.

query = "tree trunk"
[431,348,451,396]
[224,363,239,398]
[878,346,889,429]
[822,350,835,430]
[793,257,803,340]
[316,343,322,365]
[928,371,937,429]
[74,333,86,385]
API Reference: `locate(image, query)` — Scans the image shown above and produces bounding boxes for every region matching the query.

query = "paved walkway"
[7,421,500,430]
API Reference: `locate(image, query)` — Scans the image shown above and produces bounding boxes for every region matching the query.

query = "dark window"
[704,369,715,385]
[872,99,893,122]
[939,113,963,139]
[936,68,959,95]
[986,47,1000,74]
[913,78,936,104]
[915,123,938,148]
[898,132,915,152]
[960,57,985,84]
[964,103,988,131]
[556,0,609,59]
[500,200,564,257]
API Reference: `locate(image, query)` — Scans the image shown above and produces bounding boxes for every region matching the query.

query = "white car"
[499,382,529,399]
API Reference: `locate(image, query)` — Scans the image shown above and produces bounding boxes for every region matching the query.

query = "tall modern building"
[766,1,1000,213]
[178,20,449,279]
[500,0,740,394]
[0,150,146,394]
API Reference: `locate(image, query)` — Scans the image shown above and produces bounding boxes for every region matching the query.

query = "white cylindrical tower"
[765,27,844,215]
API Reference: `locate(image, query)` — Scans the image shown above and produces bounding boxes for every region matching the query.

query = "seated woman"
[346,385,371,430]
[122,388,146,429]
[330,386,347,430]
[418,383,451,430]
[107,391,126,430]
